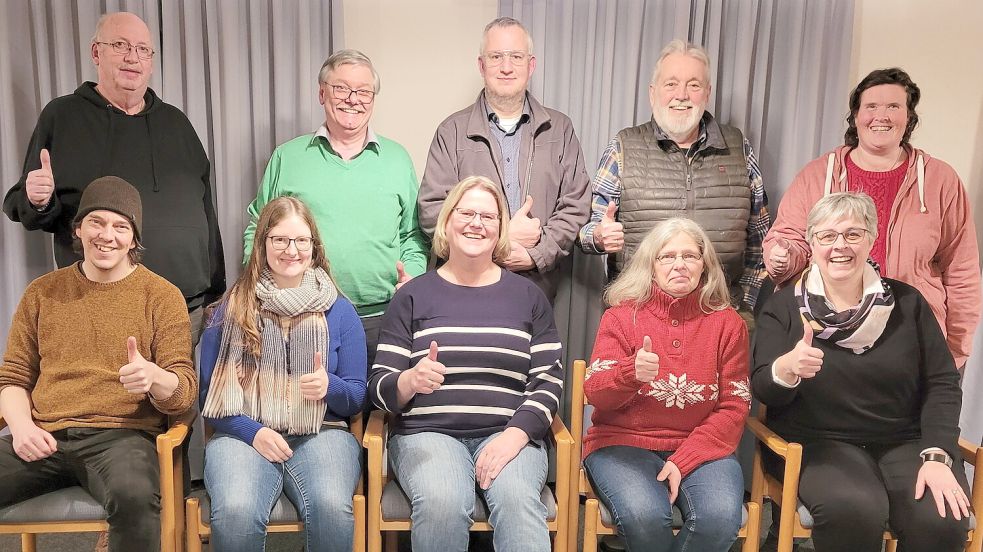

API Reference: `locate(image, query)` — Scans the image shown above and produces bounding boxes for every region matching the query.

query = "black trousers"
[0,427,161,552]
[764,439,969,552]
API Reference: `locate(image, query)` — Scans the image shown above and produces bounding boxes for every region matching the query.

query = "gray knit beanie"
[73,176,143,240]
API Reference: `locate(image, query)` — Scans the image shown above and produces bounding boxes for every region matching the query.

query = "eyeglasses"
[94,40,155,60]
[656,252,703,265]
[267,236,314,251]
[812,228,869,246]
[327,84,376,104]
[453,208,500,224]
[483,50,531,67]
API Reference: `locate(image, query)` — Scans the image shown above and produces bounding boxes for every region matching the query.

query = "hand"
[635,335,660,383]
[119,336,163,394]
[252,427,293,463]
[398,341,446,397]
[915,460,970,519]
[475,427,530,490]
[508,195,542,249]
[10,421,57,463]
[299,351,328,401]
[657,460,682,503]
[25,149,55,207]
[503,241,536,272]
[395,261,412,291]
[768,238,791,277]
[592,202,624,252]
[776,319,823,385]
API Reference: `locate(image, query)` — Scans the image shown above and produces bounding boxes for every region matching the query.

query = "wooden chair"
[363,409,573,552]
[748,408,981,552]
[0,413,190,552]
[184,416,366,552]
[567,359,762,552]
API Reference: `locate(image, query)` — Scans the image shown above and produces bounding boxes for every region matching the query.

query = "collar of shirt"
[651,112,726,157]
[312,124,380,157]
[484,96,531,136]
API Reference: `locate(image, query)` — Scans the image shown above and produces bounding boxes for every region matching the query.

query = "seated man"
[0,176,196,552]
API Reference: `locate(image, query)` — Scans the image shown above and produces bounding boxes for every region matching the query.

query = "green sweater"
[244,132,429,316]
[0,264,196,433]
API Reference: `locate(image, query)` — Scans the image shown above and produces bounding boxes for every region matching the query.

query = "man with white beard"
[578,39,770,316]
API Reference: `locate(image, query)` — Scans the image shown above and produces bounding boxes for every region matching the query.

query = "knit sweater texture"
[844,153,906,268]
[583,288,750,477]
[244,132,429,316]
[0,264,196,433]
[369,269,563,441]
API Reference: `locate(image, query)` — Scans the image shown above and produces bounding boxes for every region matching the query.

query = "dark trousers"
[0,427,162,552]
[764,439,969,552]
[360,313,383,369]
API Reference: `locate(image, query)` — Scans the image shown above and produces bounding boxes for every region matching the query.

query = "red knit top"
[846,153,907,268]
[583,287,750,477]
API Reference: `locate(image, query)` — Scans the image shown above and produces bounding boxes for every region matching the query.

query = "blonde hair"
[431,176,511,263]
[216,197,336,356]
[604,218,730,312]
[806,192,878,242]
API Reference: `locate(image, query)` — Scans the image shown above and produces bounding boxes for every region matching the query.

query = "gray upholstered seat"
[796,500,975,531]
[597,500,749,529]
[190,489,302,525]
[0,487,106,523]
[380,479,557,522]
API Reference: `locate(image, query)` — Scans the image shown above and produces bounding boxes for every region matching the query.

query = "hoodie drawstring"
[823,150,927,213]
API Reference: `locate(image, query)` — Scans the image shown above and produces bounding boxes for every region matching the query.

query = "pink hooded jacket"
[764,145,981,367]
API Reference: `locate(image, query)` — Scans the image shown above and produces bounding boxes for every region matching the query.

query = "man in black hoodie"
[4,11,225,337]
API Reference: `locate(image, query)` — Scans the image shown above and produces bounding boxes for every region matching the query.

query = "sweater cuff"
[667,447,707,478]
[150,375,192,415]
[771,361,800,388]
[613,357,645,390]
[507,409,549,442]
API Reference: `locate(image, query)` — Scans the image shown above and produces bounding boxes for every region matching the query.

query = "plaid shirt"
[579,124,770,309]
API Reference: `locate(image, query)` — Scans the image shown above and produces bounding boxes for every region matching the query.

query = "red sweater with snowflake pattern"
[583,288,750,477]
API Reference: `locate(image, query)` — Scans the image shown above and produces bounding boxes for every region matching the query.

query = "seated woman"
[368,176,563,552]
[199,196,367,552]
[583,218,750,552]
[753,192,969,552]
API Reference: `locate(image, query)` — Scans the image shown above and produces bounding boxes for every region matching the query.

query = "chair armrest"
[957,437,979,465]
[746,417,792,458]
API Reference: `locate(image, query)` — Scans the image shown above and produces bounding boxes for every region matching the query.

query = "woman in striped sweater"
[198,197,367,552]
[369,176,563,552]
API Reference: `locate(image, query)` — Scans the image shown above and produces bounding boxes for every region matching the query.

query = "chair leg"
[741,501,761,552]
[185,498,203,552]
[885,539,899,552]
[20,533,37,552]
[353,494,366,552]
[583,499,600,552]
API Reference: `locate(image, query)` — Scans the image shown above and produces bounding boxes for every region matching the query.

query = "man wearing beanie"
[0,177,196,552]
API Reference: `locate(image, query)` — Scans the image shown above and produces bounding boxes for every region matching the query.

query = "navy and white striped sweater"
[369,269,563,441]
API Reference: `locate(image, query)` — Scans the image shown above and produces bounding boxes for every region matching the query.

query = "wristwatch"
[921,451,953,468]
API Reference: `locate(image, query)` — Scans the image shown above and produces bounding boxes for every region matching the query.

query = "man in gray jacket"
[418,17,591,302]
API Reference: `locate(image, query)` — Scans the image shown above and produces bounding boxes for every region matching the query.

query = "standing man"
[418,17,591,303]
[3,11,225,337]
[578,40,770,313]
[244,49,428,368]
[0,177,197,552]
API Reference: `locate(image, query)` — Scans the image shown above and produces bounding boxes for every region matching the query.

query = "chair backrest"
[570,360,588,460]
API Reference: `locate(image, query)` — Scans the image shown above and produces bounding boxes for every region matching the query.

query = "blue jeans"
[388,431,550,552]
[584,447,743,552]
[204,426,361,552]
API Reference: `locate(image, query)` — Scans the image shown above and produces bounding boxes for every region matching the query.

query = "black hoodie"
[4,82,225,308]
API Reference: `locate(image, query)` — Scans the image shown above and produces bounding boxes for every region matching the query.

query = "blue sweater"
[199,297,367,444]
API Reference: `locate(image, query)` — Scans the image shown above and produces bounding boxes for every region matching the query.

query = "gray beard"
[485,90,525,116]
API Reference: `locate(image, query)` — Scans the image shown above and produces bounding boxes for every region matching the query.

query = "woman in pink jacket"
[763,67,980,369]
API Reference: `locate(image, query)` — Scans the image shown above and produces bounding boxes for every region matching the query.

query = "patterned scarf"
[794,261,895,354]
[202,267,337,435]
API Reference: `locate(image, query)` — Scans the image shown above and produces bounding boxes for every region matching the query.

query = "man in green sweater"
[0,177,196,552]
[244,49,428,367]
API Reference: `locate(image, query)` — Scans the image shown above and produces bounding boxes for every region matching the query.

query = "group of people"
[0,11,979,552]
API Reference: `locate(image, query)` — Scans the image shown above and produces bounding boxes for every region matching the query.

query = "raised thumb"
[603,201,618,221]
[40,148,52,171]
[427,340,439,362]
[126,336,142,362]
[801,319,814,347]
[516,195,534,216]
[775,237,790,254]
[642,335,653,352]
[314,351,324,371]
[396,260,407,280]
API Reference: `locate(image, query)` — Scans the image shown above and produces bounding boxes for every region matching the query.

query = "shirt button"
[506,157,511,162]
[672,339,680,348]
[671,320,679,327]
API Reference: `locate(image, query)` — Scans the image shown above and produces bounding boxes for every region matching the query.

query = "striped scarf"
[202,267,337,435]
[794,261,895,354]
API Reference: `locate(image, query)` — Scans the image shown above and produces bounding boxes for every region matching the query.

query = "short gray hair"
[318,49,381,93]
[651,39,711,85]
[90,12,150,45]
[806,192,878,241]
[480,17,534,54]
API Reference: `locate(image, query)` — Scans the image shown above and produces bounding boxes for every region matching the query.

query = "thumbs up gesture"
[26,149,55,207]
[395,261,412,291]
[592,201,624,253]
[119,336,162,394]
[634,335,660,383]
[768,237,792,277]
[509,195,542,248]
[776,319,824,385]
[399,341,446,398]
[300,351,329,401]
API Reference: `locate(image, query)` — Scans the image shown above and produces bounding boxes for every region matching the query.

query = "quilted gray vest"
[616,119,751,294]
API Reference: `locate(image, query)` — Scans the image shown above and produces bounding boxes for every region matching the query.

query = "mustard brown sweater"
[0,263,196,433]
